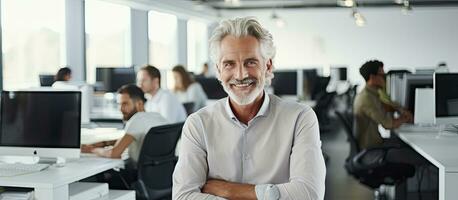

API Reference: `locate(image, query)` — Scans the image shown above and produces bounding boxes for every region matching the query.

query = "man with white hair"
[172,17,326,200]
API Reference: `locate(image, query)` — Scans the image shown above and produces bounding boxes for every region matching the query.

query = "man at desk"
[354,60,413,149]
[81,84,168,164]
[172,17,326,200]
[136,65,187,123]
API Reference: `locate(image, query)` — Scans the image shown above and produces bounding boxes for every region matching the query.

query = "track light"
[352,9,366,27]
[337,0,355,7]
[225,0,240,6]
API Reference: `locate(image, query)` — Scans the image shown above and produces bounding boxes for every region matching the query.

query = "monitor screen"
[331,67,347,81]
[0,91,81,148]
[404,74,433,114]
[435,73,458,117]
[96,67,136,92]
[272,71,297,96]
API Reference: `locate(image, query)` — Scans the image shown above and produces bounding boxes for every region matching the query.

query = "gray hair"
[209,17,276,78]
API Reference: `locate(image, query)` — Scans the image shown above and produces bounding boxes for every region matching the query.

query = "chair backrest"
[313,91,337,111]
[335,111,360,157]
[194,77,227,99]
[182,102,195,116]
[39,74,55,86]
[137,122,184,190]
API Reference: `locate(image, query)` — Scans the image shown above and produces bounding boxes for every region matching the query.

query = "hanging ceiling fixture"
[352,9,366,27]
[401,0,413,14]
[271,11,286,28]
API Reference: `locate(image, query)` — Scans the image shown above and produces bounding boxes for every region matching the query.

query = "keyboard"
[0,163,50,177]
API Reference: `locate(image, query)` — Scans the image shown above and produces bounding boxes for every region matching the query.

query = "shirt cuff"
[255,184,280,200]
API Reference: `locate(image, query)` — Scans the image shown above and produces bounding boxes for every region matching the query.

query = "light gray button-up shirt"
[172,93,326,200]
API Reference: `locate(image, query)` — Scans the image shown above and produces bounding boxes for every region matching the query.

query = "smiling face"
[217,35,272,105]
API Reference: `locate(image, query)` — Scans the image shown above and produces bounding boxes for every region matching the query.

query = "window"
[187,19,208,74]
[1,0,65,90]
[85,0,131,83]
[148,11,178,70]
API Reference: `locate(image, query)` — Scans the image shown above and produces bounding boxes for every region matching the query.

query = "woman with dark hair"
[55,67,72,81]
[172,65,207,112]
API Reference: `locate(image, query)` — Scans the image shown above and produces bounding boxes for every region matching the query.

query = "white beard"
[221,76,265,106]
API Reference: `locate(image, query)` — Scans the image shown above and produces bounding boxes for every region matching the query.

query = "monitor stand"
[39,156,67,167]
[0,155,67,167]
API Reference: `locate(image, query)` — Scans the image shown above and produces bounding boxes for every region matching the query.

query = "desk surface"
[396,131,458,172]
[0,156,123,189]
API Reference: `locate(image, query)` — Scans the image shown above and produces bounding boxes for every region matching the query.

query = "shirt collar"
[365,85,379,95]
[224,91,270,121]
[146,88,163,102]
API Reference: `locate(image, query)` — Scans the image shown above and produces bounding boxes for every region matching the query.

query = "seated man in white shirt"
[82,84,168,189]
[81,84,168,165]
[136,65,187,123]
[172,17,326,200]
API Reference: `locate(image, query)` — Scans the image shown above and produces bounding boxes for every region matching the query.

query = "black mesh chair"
[335,111,415,194]
[39,74,55,86]
[182,102,195,116]
[133,122,184,200]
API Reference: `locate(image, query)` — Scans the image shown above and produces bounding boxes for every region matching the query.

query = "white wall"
[223,7,458,84]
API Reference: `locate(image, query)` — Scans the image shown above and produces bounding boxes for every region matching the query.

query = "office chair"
[39,74,55,86]
[182,102,195,116]
[313,91,337,132]
[335,111,415,199]
[133,122,184,200]
[310,76,330,100]
[195,77,227,99]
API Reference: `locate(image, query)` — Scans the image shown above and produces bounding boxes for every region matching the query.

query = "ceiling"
[189,0,458,10]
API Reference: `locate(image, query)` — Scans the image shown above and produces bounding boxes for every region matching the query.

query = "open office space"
[0,0,458,200]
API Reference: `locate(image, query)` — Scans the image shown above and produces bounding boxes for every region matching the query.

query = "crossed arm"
[201,180,256,200]
[172,110,326,200]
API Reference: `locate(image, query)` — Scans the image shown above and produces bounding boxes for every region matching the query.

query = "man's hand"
[81,144,95,153]
[202,179,256,200]
[400,110,413,123]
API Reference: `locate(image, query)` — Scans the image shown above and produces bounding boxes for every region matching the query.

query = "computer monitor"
[272,70,298,96]
[39,74,55,87]
[0,91,81,159]
[403,74,433,114]
[51,83,93,124]
[96,67,136,92]
[302,69,318,99]
[330,67,347,81]
[434,73,458,125]
[194,77,227,99]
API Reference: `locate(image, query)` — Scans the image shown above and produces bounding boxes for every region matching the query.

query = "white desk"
[396,131,458,200]
[0,156,124,200]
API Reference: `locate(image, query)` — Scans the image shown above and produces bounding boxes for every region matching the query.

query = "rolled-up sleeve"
[275,108,326,200]
[172,115,225,200]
